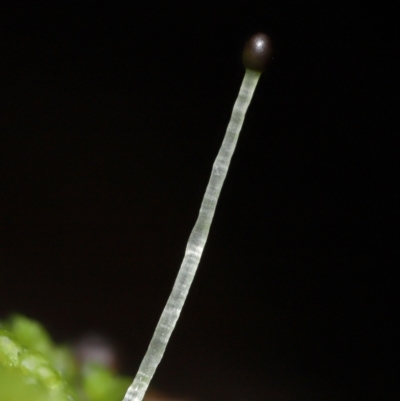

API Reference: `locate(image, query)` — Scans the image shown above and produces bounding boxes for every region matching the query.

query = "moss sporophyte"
[1,33,272,401]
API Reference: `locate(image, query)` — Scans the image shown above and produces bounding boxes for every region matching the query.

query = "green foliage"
[81,363,131,401]
[0,366,67,401]
[0,315,132,401]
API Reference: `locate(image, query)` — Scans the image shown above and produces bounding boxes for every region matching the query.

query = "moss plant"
[0,314,132,401]
[0,33,272,401]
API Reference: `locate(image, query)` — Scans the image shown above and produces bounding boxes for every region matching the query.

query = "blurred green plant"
[0,314,132,401]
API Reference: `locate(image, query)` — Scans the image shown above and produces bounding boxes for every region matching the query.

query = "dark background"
[1,2,396,400]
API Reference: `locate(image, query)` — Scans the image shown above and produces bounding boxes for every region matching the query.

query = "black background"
[1,2,396,400]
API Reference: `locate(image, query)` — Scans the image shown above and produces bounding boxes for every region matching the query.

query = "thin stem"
[123,69,262,401]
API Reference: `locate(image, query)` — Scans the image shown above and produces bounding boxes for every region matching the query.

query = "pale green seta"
[123,66,263,401]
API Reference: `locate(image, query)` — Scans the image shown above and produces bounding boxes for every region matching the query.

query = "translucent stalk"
[122,68,261,401]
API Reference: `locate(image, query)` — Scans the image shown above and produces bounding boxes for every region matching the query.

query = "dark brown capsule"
[242,33,273,72]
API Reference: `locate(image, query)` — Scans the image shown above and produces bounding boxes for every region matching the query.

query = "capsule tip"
[242,33,273,72]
